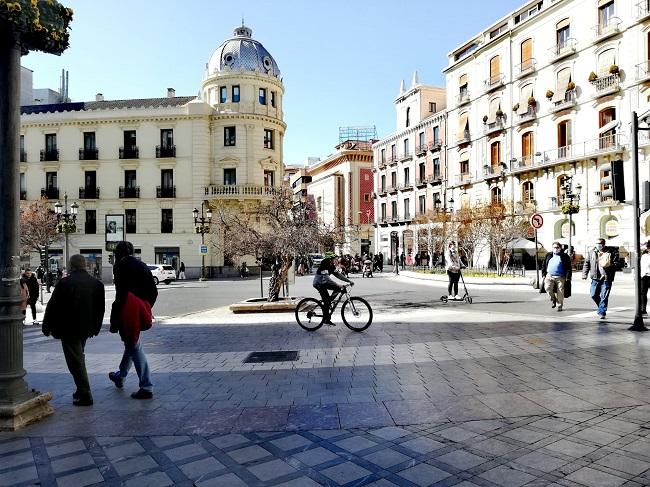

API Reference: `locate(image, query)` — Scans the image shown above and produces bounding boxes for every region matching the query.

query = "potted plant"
[528,96,537,107]
[513,103,520,112]
[483,115,488,123]
[496,108,504,118]
[588,71,598,82]
[609,64,619,75]
[567,81,576,90]
[546,90,554,99]
[560,202,580,215]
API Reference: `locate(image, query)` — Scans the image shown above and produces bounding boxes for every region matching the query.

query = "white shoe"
[448,295,454,300]
[454,295,461,300]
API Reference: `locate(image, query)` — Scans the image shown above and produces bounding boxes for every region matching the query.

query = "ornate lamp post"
[560,176,582,261]
[0,1,73,430]
[193,203,212,281]
[54,193,78,268]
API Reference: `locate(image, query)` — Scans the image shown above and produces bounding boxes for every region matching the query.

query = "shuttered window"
[487,98,501,123]
[552,68,571,102]
[459,74,468,88]
[521,39,533,63]
[491,141,501,165]
[489,56,501,83]
[458,112,469,139]
[518,85,534,115]
[459,152,469,174]
[598,49,616,74]
[522,132,534,157]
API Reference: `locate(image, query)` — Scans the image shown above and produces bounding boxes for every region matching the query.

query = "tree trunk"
[267,255,291,302]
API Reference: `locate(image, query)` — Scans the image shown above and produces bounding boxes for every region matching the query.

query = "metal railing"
[78,187,100,199]
[79,148,98,160]
[516,155,535,168]
[119,186,140,198]
[429,139,442,151]
[535,134,623,167]
[389,155,398,165]
[636,60,650,81]
[41,187,59,199]
[40,149,58,161]
[400,151,412,160]
[204,184,281,198]
[551,89,577,112]
[517,106,536,123]
[426,174,442,184]
[119,146,139,159]
[484,73,505,91]
[455,173,472,185]
[593,17,622,39]
[456,91,470,106]
[415,178,427,187]
[156,186,176,198]
[516,58,536,77]
[398,182,413,191]
[548,38,577,60]
[156,145,176,158]
[456,130,471,144]
[483,164,505,177]
[484,118,505,135]
[161,222,174,233]
[591,73,620,95]
[387,186,398,194]
[415,145,428,156]
[638,0,650,19]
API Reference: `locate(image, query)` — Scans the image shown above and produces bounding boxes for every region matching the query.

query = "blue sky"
[23,0,524,164]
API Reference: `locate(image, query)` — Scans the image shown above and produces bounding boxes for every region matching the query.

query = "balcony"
[203,184,281,199]
[592,191,618,206]
[156,145,176,158]
[517,106,537,124]
[156,185,176,198]
[387,186,398,194]
[456,130,471,145]
[484,118,505,135]
[378,187,388,196]
[119,146,139,159]
[515,59,536,79]
[79,187,100,199]
[378,161,387,169]
[591,73,620,97]
[415,145,428,156]
[638,0,650,21]
[40,149,59,161]
[388,155,398,166]
[402,213,412,223]
[550,89,577,113]
[484,73,505,93]
[456,91,470,106]
[84,222,96,234]
[399,151,412,161]
[636,61,650,83]
[379,216,388,225]
[426,174,442,185]
[399,182,413,192]
[415,178,427,188]
[119,186,140,198]
[41,187,59,199]
[592,17,622,43]
[483,164,506,178]
[79,148,98,160]
[548,38,577,63]
[429,140,442,152]
[533,134,625,168]
[161,222,174,233]
[20,150,26,163]
[455,173,472,185]
[20,190,26,200]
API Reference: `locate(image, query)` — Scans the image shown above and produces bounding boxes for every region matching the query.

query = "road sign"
[199,244,208,255]
[530,213,544,230]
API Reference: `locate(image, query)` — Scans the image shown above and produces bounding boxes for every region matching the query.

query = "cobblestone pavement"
[2,277,650,486]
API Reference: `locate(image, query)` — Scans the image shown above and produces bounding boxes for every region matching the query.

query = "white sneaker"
[454,295,461,300]
[448,295,454,300]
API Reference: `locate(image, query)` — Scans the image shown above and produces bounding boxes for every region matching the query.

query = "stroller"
[362,259,373,278]
[440,269,472,304]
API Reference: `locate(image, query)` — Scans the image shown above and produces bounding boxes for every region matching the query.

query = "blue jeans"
[117,340,153,391]
[590,278,612,316]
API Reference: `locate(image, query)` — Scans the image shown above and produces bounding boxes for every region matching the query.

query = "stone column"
[0,29,53,431]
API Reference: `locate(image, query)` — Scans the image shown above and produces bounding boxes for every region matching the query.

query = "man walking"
[22,268,40,325]
[582,237,618,319]
[108,241,158,399]
[542,242,572,311]
[42,255,105,406]
[641,241,650,315]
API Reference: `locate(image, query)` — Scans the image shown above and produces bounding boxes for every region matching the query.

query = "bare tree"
[414,210,455,269]
[214,190,339,301]
[483,203,531,275]
[455,206,489,267]
[19,199,61,259]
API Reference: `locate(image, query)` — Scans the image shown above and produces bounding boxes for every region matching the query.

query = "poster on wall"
[105,214,125,251]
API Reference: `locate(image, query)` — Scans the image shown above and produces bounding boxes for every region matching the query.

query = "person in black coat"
[22,268,40,324]
[108,241,158,399]
[42,255,105,406]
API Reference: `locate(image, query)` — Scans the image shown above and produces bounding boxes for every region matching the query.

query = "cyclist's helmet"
[324,251,336,259]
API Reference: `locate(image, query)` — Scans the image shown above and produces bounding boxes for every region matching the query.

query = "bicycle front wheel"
[295,298,325,331]
[341,297,373,332]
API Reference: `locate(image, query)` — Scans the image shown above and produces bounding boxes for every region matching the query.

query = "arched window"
[599,107,617,148]
[459,74,468,97]
[522,181,535,203]
[520,39,533,70]
[459,151,469,176]
[490,141,501,166]
[458,111,469,142]
[552,67,572,103]
[491,186,502,205]
[556,18,571,47]
[406,107,410,128]
[487,97,502,124]
[597,48,616,75]
[557,120,571,153]
[522,131,534,166]
[517,84,534,116]
[557,174,570,199]
[489,55,501,84]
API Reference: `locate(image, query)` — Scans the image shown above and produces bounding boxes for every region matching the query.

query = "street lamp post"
[560,177,581,262]
[54,193,78,269]
[193,203,212,281]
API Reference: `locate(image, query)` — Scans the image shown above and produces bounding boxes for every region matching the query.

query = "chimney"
[167,88,175,98]
[95,93,104,101]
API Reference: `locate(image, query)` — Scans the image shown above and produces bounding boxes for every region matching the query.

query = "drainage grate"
[243,351,300,363]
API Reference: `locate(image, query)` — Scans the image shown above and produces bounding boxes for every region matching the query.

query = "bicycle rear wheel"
[295,298,325,331]
[341,297,373,332]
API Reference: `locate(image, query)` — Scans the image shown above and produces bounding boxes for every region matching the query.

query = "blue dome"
[207,25,281,78]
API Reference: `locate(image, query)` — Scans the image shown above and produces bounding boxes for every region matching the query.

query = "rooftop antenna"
[242,16,245,27]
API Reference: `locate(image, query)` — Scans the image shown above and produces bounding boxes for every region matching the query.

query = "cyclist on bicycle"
[313,251,353,325]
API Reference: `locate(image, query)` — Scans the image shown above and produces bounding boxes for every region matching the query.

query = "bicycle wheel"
[295,298,325,331]
[341,297,373,332]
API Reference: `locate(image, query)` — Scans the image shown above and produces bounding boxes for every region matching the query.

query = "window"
[381,175,386,191]
[459,74,469,97]
[403,138,409,156]
[418,195,426,214]
[459,154,469,174]
[125,209,136,234]
[458,111,469,141]
[599,107,617,147]
[391,172,397,187]
[220,86,227,103]
[557,120,572,149]
[514,2,542,24]
[404,199,410,219]
[224,168,236,185]
[432,126,440,144]
[160,169,174,197]
[454,43,477,62]
[380,148,386,163]
[46,171,57,190]
[20,172,25,199]
[270,91,276,107]
[522,181,535,203]
[418,162,425,181]
[597,48,616,75]
[418,132,425,148]
[125,170,136,188]
[429,102,436,112]
[552,68,572,103]
[491,187,502,204]
[364,193,371,202]
[20,135,24,161]
[489,23,508,39]
[599,0,615,28]
[522,131,535,164]
[83,132,96,150]
[85,210,96,234]
[556,19,570,48]
[224,126,236,146]
[406,107,410,127]
[259,88,267,105]
[390,144,396,160]
[124,130,136,148]
[161,129,173,149]
[381,203,386,220]
[433,158,440,179]
[520,38,533,70]
[264,129,274,149]
[404,167,410,185]
[317,197,322,212]
[84,171,97,193]
[232,85,240,102]
[45,133,57,151]
[490,141,501,166]
[517,84,534,115]
[487,97,502,124]
[557,174,570,199]
[161,209,173,233]
[264,170,274,187]
[391,201,397,219]
[489,55,501,84]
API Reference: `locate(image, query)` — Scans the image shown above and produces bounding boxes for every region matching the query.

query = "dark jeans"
[590,278,612,316]
[642,276,650,312]
[28,300,37,320]
[447,271,460,295]
[315,282,340,322]
[61,337,91,401]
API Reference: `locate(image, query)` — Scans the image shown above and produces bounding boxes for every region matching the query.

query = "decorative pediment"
[215,156,240,167]
[258,156,279,170]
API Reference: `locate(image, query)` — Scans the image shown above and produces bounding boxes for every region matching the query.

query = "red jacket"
[119,291,153,344]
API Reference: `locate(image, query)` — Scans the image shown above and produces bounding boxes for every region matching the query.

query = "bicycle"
[295,284,373,332]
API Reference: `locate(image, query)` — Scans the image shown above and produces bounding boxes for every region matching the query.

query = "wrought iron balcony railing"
[119,186,140,198]
[591,73,620,97]
[41,187,59,199]
[515,58,536,78]
[78,187,100,199]
[156,186,176,198]
[119,146,139,159]
[548,38,577,62]
[40,149,59,161]
[156,145,176,158]
[79,148,99,160]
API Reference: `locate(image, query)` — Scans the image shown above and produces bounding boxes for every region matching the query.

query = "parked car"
[309,253,324,268]
[147,264,176,285]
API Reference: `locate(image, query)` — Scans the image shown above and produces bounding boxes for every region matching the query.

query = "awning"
[487,98,501,124]
[553,69,571,102]
[517,85,533,115]
[599,119,619,134]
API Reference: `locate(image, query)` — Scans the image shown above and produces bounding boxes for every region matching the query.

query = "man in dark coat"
[108,241,158,399]
[22,268,40,325]
[42,255,105,406]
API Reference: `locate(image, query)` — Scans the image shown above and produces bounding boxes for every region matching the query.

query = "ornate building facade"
[20,25,285,279]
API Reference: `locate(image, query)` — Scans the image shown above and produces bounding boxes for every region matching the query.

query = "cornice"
[373,113,448,149]
[20,114,210,129]
[202,72,285,92]
[209,113,287,130]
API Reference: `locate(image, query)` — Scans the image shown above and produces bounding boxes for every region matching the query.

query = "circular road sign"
[530,213,544,230]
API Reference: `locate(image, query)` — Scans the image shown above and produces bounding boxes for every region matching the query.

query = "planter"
[546,90,554,99]
[527,97,537,107]
[588,71,598,82]
[482,115,488,123]
[560,203,580,215]
[567,81,576,90]
[496,109,504,118]
[609,64,619,75]
[513,103,520,111]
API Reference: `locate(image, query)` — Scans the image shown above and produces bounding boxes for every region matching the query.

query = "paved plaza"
[1,274,649,486]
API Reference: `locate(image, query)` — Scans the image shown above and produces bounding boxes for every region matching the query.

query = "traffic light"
[600,159,625,202]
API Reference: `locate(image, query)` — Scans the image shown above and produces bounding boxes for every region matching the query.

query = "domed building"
[18,25,286,279]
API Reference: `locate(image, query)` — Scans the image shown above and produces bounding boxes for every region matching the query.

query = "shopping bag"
[564,280,572,298]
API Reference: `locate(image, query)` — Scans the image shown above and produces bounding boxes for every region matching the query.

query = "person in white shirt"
[641,241,650,315]
[445,242,462,300]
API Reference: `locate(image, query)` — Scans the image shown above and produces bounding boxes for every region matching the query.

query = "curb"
[398,270,532,286]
